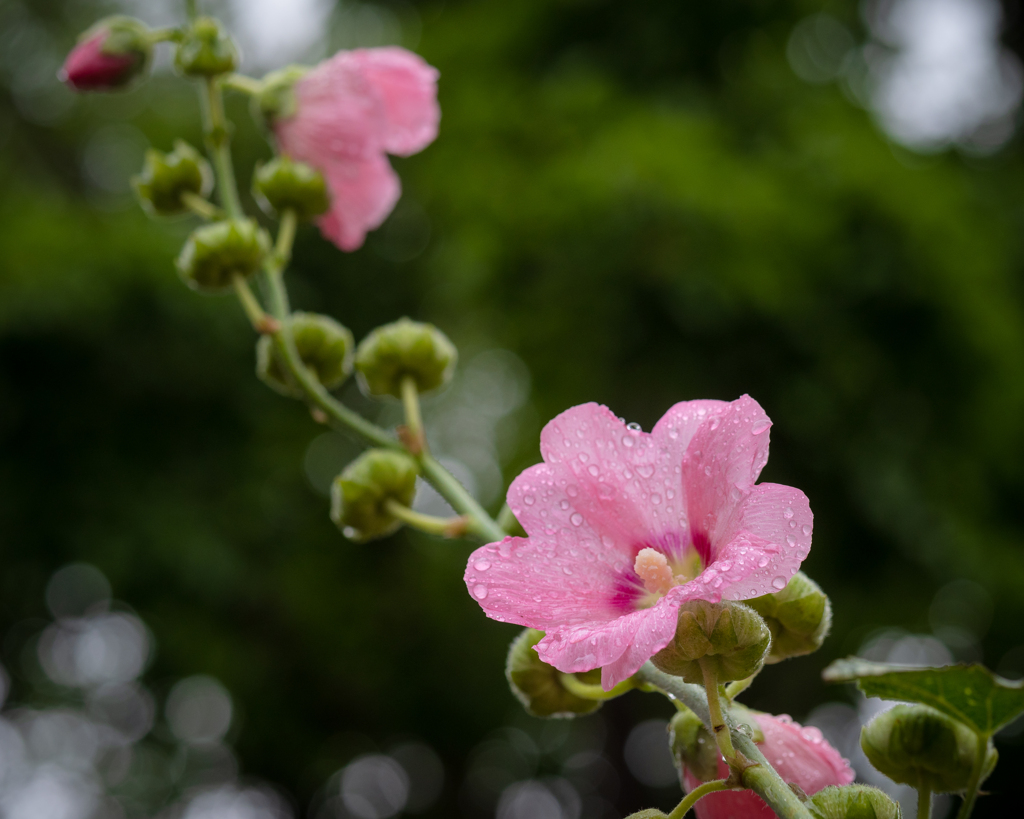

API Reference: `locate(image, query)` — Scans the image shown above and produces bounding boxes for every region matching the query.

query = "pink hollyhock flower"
[273,47,440,252]
[464,396,813,690]
[61,20,149,92]
[684,713,854,818]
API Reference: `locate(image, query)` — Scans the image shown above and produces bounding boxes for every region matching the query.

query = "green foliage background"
[2,0,1024,815]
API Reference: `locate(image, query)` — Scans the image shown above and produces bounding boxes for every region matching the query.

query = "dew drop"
[757,556,769,568]
[474,559,491,571]
[567,484,579,497]
[786,535,796,547]
[783,507,794,519]
[771,576,787,590]
[587,464,600,477]
[637,465,655,479]
[802,524,811,536]
[717,561,732,572]
[651,493,662,505]
[570,513,584,526]
[704,465,712,476]
[563,566,574,575]
[666,489,675,500]
[563,438,572,448]
[579,452,590,463]
[626,422,642,431]
[560,500,570,510]
[622,436,635,448]
[524,494,536,505]
[473,584,489,600]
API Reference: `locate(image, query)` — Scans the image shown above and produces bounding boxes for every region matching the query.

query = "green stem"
[221,73,265,96]
[636,663,815,819]
[383,499,466,538]
[180,191,223,221]
[186,0,198,20]
[725,675,756,701]
[558,673,634,701]
[496,503,523,535]
[668,780,731,819]
[955,734,991,819]
[700,659,738,765]
[276,209,298,266]
[148,27,183,44]
[401,375,426,453]
[418,453,506,542]
[918,786,932,819]
[200,77,243,219]
[232,275,269,330]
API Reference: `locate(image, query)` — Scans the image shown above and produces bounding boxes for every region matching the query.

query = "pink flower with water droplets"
[274,47,439,252]
[684,713,854,818]
[464,396,813,690]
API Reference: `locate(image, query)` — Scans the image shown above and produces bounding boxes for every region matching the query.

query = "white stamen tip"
[635,547,675,595]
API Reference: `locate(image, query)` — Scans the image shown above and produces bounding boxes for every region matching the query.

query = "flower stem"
[383,499,468,538]
[418,453,507,542]
[636,663,815,819]
[186,0,198,20]
[700,659,738,766]
[148,27,183,44]
[400,375,426,454]
[725,675,756,701]
[232,274,271,331]
[275,209,298,267]
[668,780,731,819]
[200,77,243,219]
[955,733,990,819]
[918,786,932,819]
[181,191,223,221]
[558,673,634,701]
[221,73,264,96]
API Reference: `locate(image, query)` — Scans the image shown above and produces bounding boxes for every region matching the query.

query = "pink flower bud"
[683,713,854,819]
[60,17,151,92]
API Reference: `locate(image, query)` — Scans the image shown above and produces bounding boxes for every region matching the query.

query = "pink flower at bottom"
[274,46,440,252]
[684,713,855,818]
[464,396,814,690]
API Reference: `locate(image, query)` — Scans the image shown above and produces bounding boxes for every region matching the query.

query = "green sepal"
[132,140,212,217]
[329,449,419,542]
[175,16,238,77]
[860,704,997,794]
[176,219,271,293]
[506,628,603,718]
[354,318,457,399]
[254,65,308,125]
[253,156,330,220]
[651,600,770,684]
[87,16,152,87]
[807,785,902,819]
[669,708,718,782]
[256,312,354,398]
[746,571,832,664]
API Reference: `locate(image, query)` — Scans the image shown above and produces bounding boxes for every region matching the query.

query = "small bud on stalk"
[257,312,354,397]
[133,140,212,217]
[61,16,152,92]
[651,599,771,684]
[330,449,419,541]
[860,704,997,793]
[669,709,720,783]
[806,785,902,819]
[254,65,307,125]
[506,628,603,718]
[175,17,239,77]
[355,318,457,399]
[745,571,831,664]
[623,812,669,819]
[177,219,271,293]
[253,157,330,220]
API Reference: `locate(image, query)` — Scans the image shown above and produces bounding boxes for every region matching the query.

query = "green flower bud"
[650,600,770,684]
[807,785,902,819]
[624,812,668,819]
[176,219,271,293]
[330,449,419,542]
[505,628,603,718]
[175,17,238,77]
[132,140,212,217]
[669,708,718,782]
[745,572,832,664]
[253,156,329,220]
[254,65,308,125]
[355,318,457,399]
[860,704,997,794]
[256,312,354,397]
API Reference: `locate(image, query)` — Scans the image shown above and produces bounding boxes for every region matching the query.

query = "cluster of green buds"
[806,785,902,819]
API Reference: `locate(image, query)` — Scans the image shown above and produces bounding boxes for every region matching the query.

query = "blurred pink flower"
[274,47,440,251]
[61,31,142,91]
[684,713,855,818]
[464,397,813,689]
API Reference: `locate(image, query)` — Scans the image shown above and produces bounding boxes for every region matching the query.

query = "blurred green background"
[2,0,1024,816]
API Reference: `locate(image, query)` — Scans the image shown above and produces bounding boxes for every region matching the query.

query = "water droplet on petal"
[717,561,732,572]
[474,559,491,571]
[524,494,536,505]
[622,436,635,447]
[802,524,811,536]
[570,513,584,526]
[563,566,574,575]
[757,556,769,568]
[637,465,655,479]
[651,493,662,505]
[786,535,796,547]
[704,465,712,476]
[783,507,794,519]
[579,452,590,463]
[473,584,488,599]
[567,484,579,497]
[560,500,570,510]
[772,576,787,590]
[587,464,600,477]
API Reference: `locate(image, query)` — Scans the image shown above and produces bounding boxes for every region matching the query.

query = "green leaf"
[822,657,1024,736]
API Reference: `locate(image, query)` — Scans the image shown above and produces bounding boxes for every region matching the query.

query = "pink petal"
[346,47,440,156]
[315,154,401,251]
[649,399,732,453]
[684,714,854,819]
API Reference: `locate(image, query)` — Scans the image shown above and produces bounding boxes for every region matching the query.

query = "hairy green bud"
[651,600,770,684]
[355,318,457,398]
[669,709,718,783]
[253,156,330,220]
[176,219,271,293]
[175,17,238,77]
[256,312,354,397]
[506,628,602,718]
[807,785,902,819]
[133,140,212,217]
[861,704,997,794]
[330,449,419,542]
[623,812,668,819]
[746,571,832,664]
